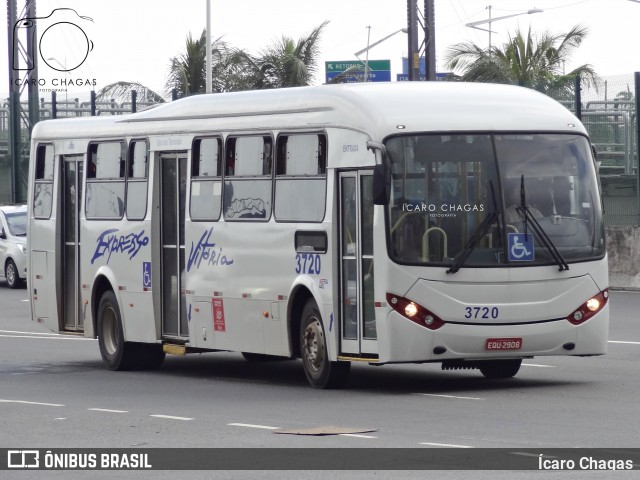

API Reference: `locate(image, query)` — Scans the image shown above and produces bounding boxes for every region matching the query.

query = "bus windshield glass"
[385,133,605,267]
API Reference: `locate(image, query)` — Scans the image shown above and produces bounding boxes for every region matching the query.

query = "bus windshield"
[385,133,605,268]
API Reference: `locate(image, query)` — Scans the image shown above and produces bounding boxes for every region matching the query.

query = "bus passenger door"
[338,171,377,357]
[160,154,189,340]
[61,155,83,332]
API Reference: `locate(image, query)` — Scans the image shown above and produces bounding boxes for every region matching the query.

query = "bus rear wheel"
[478,359,522,379]
[97,290,138,371]
[300,300,350,389]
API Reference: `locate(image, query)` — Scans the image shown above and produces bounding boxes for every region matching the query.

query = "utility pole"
[364,26,371,81]
[424,0,436,80]
[407,0,420,81]
[6,0,39,204]
[206,0,212,93]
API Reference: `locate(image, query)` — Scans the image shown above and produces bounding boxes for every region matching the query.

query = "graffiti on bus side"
[187,227,234,272]
[91,228,150,264]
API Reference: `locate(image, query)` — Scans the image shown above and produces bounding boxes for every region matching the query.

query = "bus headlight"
[567,289,608,325]
[404,302,418,318]
[387,293,445,330]
[585,298,600,312]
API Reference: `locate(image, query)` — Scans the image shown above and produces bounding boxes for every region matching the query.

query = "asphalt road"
[0,281,638,479]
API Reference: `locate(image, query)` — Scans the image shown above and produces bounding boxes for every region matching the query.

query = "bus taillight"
[386,293,445,330]
[567,289,609,325]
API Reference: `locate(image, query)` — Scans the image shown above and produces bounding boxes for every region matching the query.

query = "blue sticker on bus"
[143,262,151,288]
[91,228,150,264]
[187,227,234,272]
[508,233,534,262]
[295,253,321,275]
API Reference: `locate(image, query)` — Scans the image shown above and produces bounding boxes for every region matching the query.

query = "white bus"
[27,82,609,388]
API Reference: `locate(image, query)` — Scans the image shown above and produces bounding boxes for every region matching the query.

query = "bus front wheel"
[300,300,350,389]
[478,359,522,379]
[97,290,137,371]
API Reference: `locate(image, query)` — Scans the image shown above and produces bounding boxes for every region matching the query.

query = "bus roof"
[32,82,586,141]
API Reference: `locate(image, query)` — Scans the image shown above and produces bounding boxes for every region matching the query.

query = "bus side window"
[126,140,149,220]
[223,135,272,221]
[33,144,54,219]
[190,137,222,221]
[274,133,327,222]
[86,141,126,220]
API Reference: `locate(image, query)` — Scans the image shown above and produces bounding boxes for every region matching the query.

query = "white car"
[0,205,28,288]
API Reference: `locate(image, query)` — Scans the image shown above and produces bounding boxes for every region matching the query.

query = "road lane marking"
[0,399,65,407]
[21,299,29,302]
[228,423,280,430]
[414,393,484,400]
[0,334,94,341]
[0,329,62,336]
[340,434,378,439]
[609,340,640,345]
[88,408,129,413]
[420,442,473,448]
[522,363,556,368]
[150,414,194,421]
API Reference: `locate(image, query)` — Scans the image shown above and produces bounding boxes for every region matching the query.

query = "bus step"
[163,344,186,356]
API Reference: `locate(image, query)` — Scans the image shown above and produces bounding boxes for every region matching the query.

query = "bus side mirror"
[372,163,391,205]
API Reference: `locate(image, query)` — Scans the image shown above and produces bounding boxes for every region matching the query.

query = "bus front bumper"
[379,306,609,363]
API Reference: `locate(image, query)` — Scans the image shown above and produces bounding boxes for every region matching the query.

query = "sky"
[2,0,640,101]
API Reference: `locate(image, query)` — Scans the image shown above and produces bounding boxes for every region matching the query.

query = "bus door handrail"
[422,227,447,262]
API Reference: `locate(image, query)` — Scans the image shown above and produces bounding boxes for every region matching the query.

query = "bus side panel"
[185,221,292,356]
[30,250,59,331]
[82,213,156,343]
[28,151,60,333]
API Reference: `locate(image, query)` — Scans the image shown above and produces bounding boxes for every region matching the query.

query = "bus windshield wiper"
[447,182,499,274]
[517,175,569,272]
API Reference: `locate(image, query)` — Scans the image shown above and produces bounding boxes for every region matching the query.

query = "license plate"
[486,337,522,350]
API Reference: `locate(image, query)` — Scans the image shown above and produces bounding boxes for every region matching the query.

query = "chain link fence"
[547,73,639,227]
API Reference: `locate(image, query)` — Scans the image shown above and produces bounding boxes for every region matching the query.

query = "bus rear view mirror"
[373,163,391,205]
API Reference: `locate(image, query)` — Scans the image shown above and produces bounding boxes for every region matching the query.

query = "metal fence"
[2,78,640,224]
[0,92,164,204]
[547,73,640,226]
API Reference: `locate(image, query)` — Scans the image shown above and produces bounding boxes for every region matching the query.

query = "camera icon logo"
[7,450,40,469]
[13,8,94,72]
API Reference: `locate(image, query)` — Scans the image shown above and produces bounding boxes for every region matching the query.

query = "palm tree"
[248,21,329,89]
[165,30,208,96]
[165,30,268,96]
[444,24,598,94]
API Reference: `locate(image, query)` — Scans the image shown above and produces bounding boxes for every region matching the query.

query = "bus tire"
[300,300,350,389]
[478,359,522,379]
[97,290,137,371]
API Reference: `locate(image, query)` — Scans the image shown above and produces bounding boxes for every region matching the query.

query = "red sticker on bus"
[212,299,226,332]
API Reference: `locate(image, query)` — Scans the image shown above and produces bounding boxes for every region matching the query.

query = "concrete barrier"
[606,225,640,290]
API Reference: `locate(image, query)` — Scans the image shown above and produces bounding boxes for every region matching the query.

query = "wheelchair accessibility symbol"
[508,233,534,261]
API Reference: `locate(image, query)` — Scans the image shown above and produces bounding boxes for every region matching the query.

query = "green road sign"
[325,60,390,72]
